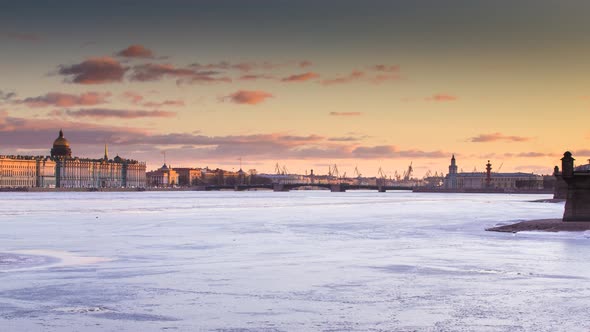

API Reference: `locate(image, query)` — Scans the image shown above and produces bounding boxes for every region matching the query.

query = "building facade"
[146,164,179,187]
[443,156,543,191]
[0,156,56,188]
[0,130,146,189]
[175,168,202,186]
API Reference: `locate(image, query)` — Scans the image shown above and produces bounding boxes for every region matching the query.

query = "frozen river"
[0,191,588,331]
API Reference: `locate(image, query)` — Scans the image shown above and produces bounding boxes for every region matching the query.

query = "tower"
[445,154,458,189]
[449,154,457,175]
[104,144,109,160]
[561,151,575,178]
[485,160,492,188]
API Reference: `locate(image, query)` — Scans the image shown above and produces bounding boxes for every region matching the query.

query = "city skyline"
[1,1,590,176]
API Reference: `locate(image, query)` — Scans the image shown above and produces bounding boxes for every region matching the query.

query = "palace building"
[0,130,146,189]
[444,155,543,191]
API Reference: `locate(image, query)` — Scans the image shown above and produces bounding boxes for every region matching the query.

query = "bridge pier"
[273,183,289,192]
[330,184,346,192]
[378,186,386,193]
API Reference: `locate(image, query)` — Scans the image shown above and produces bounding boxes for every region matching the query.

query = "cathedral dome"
[51,129,72,158]
[53,130,70,147]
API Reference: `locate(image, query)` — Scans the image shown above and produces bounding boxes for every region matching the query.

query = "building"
[0,130,146,189]
[51,130,146,188]
[175,168,202,186]
[146,164,179,187]
[0,155,56,188]
[443,156,543,191]
[445,154,458,189]
[558,152,590,221]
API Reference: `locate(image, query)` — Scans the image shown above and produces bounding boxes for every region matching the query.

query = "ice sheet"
[0,191,586,331]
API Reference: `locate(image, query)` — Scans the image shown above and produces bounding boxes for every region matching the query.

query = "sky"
[1,0,590,177]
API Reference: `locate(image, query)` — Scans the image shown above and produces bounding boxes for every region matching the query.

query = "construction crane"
[403,162,413,181]
[377,167,387,179]
[275,163,288,175]
[354,166,362,178]
[329,164,339,179]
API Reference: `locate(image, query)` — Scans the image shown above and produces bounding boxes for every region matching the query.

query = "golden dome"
[53,130,70,147]
[51,129,72,158]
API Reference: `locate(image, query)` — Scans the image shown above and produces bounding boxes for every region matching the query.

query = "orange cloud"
[63,108,176,119]
[281,72,320,82]
[117,44,154,58]
[321,70,365,85]
[426,94,458,102]
[122,91,144,104]
[58,57,128,84]
[299,60,313,68]
[142,100,185,107]
[20,92,111,107]
[329,112,362,116]
[470,133,531,143]
[224,90,273,105]
[238,74,275,81]
[121,91,184,108]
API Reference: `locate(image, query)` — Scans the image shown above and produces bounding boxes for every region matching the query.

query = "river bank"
[487,218,590,233]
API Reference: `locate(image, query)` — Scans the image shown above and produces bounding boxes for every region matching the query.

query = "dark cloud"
[0,111,448,168]
[191,60,311,72]
[327,136,364,142]
[321,65,402,85]
[116,44,154,58]
[513,152,550,158]
[321,70,365,85]
[352,145,445,159]
[0,91,16,101]
[58,57,128,84]
[18,92,111,107]
[470,133,532,143]
[130,63,231,84]
[371,64,400,72]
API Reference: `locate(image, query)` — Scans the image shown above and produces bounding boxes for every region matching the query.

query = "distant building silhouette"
[0,130,146,189]
[443,155,543,191]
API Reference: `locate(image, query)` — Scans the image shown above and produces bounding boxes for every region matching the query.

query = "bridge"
[196,183,413,192]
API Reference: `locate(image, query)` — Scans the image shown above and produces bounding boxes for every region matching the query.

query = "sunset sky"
[1,0,589,176]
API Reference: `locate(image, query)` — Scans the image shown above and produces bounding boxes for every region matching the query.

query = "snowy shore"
[487,218,590,233]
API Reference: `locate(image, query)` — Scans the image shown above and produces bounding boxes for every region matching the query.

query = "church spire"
[104,143,108,160]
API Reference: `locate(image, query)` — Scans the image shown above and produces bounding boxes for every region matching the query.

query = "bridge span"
[195,183,413,192]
